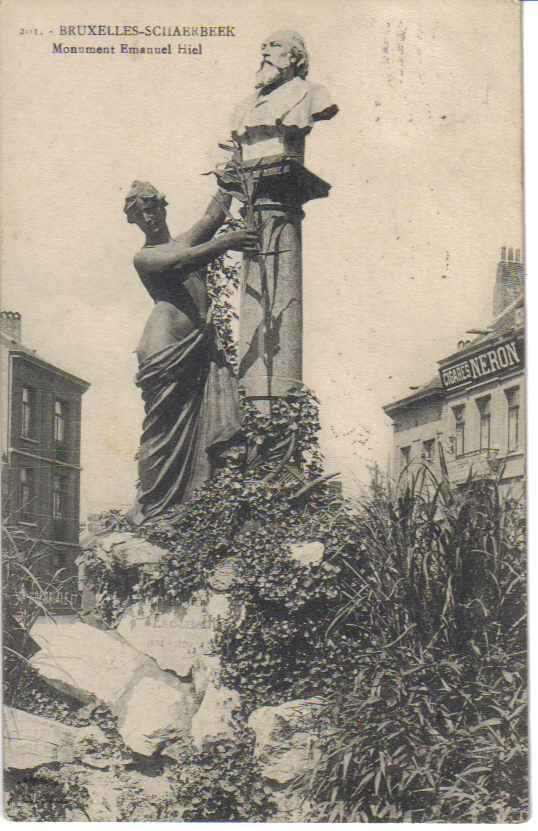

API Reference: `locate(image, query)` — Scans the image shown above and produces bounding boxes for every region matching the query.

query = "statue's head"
[255,30,309,92]
[124,181,168,232]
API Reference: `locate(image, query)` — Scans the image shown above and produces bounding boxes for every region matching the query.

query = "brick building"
[383,248,525,494]
[1,312,89,608]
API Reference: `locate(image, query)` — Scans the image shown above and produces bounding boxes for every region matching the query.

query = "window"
[422,439,435,462]
[506,387,520,452]
[54,399,67,444]
[52,474,67,518]
[400,446,411,469]
[453,406,465,457]
[52,475,68,541]
[20,467,34,521]
[476,397,491,451]
[21,387,34,437]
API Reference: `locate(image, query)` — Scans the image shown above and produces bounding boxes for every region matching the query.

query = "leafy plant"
[168,731,277,821]
[80,384,329,627]
[6,772,89,821]
[331,464,527,655]
[205,218,242,372]
[209,152,296,396]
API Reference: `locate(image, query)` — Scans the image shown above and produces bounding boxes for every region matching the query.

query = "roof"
[383,292,524,416]
[439,293,524,368]
[383,374,443,415]
[1,332,90,391]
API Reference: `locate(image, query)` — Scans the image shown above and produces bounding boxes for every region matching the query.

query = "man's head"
[124,181,168,234]
[255,30,309,92]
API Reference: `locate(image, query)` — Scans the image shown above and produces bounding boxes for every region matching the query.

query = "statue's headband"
[124,181,168,220]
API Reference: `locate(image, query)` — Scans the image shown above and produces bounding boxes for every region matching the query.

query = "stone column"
[218,154,330,412]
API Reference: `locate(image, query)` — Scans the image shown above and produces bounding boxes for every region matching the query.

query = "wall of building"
[3,352,86,580]
[393,400,444,433]
[388,365,525,492]
[390,401,444,481]
[444,369,524,487]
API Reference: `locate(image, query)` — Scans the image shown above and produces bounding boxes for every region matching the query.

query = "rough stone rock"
[248,698,325,785]
[2,707,107,770]
[160,740,184,763]
[190,683,241,746]
[207,557,241,591]
[80,769,122,822]
[29,619,197,756]
[117,591,232,677]
[288,541,324,566]
[89,531,168,566]
[259,733,319,785]
[115,671,196,756]
[192,655,221,694]
[30,620,150,703]
[66,765,179,822]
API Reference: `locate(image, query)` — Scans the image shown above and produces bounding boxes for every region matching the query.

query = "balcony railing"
[447,448,500,484]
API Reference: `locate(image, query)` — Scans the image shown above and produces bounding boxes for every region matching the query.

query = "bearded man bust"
[230,29,338,162]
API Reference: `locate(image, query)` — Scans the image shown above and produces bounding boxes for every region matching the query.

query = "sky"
[0,0,524,517]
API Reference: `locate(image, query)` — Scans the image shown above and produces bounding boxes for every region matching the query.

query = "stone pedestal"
[218,154,330,412]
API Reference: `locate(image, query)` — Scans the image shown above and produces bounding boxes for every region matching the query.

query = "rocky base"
[6,530,328,821]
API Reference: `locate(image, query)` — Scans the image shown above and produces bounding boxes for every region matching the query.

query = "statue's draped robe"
[133,319,241,524]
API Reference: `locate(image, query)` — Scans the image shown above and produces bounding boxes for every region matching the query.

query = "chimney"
[493,247,524,317]
[0,311,22,343]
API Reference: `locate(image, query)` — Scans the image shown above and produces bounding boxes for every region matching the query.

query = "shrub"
[323,467,527,653]
[302,469,527,822]
[304,642,527,822]
[2,524,75,706]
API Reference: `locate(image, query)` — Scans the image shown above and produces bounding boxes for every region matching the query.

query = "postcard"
[1,0,527,822]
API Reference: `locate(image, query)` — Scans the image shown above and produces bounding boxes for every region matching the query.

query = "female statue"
[123,181,258,524]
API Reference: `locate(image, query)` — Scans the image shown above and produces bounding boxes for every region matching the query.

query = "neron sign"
[439,338,523,392]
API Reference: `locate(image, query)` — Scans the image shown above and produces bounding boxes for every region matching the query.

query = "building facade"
[383,248,525,495]
[1,312,89,609]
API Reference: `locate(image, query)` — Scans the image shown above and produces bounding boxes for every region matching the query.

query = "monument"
[220,30,338,410]
[123,32,338,520]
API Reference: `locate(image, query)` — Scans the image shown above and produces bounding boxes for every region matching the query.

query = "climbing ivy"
[168,731,277,822]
